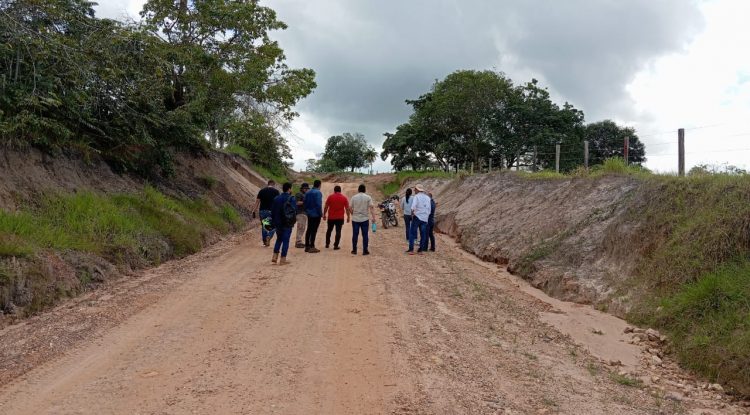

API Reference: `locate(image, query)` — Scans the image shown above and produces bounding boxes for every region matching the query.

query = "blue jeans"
[408,217,428,252]
[403,215,412,241]
[427,220,436,251]
[273,227,292,257]
[260,210,275,242]
[352,220,369,253]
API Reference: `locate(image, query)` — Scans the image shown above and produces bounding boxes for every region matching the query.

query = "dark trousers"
[305,216,321,248]
[273,227,292,257]
[427,221,436,251]
[260,210,275,242]
[403,214,412,241]
[352,220,369,253]
[408,217,428,252]
[325,219,345,247]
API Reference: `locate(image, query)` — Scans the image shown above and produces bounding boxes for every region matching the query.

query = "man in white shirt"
[407,184,431,254]
[349,184,376,255]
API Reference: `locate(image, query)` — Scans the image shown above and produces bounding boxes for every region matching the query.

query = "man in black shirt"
[251,180,280,246]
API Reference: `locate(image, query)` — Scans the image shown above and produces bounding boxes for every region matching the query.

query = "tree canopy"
[381,70,645,172]
[318,132,376,172]
[0,0,315,174]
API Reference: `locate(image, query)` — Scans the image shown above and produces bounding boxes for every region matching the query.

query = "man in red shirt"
[323,185,351,250]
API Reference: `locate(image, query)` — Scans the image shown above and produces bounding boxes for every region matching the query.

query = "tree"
[584,120,646,166]
[0,0,315,173]
[381,71,585,172]
[322,132,376,172]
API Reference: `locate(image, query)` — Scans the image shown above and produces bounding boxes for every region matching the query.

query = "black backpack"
[283,195,297,227]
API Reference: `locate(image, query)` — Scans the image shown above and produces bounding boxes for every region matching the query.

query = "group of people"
[399,183,437,255]
[251,180,377,265]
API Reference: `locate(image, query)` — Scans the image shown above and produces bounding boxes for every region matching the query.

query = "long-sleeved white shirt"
[410,192,431,222]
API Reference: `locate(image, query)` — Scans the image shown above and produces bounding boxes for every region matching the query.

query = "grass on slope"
[380,170,456,196]
[624,173,750,395]
[0,186,243,261]
[0,186,243,316]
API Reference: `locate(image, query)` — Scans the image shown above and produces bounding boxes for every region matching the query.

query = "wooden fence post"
[678,128,685,176]
[533,146,538,172]
[584,140,589,170]
[555,144,560,173]
[624,137,630,165]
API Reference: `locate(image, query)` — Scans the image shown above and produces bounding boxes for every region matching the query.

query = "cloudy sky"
[96,0,750,173]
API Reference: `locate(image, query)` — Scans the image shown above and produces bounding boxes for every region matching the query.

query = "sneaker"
[305,247,310,252]
[325,244,330,249]
[407,251,416,256]
[362,251,370,256]
[295,242,305,249]
[264,236,271,246]
[333,246,340,250]
[308,247,320,253]
[351,250,357,255]
[429,248,436,252]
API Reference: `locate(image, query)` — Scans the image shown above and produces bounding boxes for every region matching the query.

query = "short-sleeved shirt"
[295,191,306,215]
[325,192,350,221]
[257,187,280,211]
[350,192,373,223]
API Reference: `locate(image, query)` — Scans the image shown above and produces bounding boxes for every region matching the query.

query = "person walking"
[407,184,431,255]
[251,180,280,246]
[271,182,296,265]
[427,192,437,252]
[349,184,376,256]
[303,179,323,253]
[323,185,350,250]
[294,183,310,248]
[400,188,413,241]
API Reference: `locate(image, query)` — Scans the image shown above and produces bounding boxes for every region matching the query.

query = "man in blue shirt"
[303,179,323,253]
[271,182,295,265]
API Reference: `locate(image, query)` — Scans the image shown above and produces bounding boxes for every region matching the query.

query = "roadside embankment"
[400,170,750,396]
[0,148,266,325]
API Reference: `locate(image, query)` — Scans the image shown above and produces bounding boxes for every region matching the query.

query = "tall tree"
[584,120,646,165]
[322,132,376,172]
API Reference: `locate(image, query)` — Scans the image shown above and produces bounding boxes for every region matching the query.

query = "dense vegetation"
[381,70,645,172]
[0,0,315,174]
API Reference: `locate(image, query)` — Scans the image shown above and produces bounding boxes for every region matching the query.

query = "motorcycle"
[378,198,399,229]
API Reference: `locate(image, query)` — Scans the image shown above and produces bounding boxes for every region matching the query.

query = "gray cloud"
[268,0,704,155]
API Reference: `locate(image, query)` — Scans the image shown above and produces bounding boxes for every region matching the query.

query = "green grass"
[223,144,250,159]
[380,170,456,196]
[253,164,292,187]
[641,262,750,395]
[610,372,644,388]
[0,186,243,261]
[0,187,245,317]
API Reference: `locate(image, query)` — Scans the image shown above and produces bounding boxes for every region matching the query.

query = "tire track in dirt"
[0,180,746,414]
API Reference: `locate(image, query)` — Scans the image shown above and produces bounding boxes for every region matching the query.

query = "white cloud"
[628,0,750,172]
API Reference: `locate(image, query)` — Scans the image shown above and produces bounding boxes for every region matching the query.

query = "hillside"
[404,170,750,396]
[0,148,266,325]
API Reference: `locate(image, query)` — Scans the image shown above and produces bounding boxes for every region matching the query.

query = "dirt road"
[0,181,746,414]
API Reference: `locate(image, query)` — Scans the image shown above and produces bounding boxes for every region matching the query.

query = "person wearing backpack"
[271,182,297,265]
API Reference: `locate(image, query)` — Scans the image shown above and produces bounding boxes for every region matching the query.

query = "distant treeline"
[0,0,315,174]
[382,70,645,172]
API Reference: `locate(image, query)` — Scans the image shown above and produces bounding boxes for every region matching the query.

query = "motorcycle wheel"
[382,216,389,229]
[391,216,398,227]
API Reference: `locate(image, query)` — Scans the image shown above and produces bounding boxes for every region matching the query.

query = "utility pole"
[555,144,561,173]
[678,128,685,177]
[584,140,589,170]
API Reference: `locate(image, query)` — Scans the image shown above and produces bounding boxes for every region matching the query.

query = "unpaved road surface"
[1,182,747,414]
